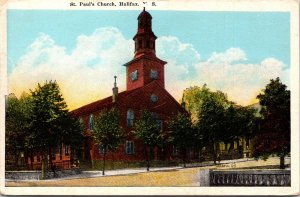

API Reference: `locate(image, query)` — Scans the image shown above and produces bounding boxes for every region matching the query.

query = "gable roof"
[71,80,185,117]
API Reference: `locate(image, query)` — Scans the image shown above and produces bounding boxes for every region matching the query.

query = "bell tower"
[133,7,157,58]
[124,8,167,91]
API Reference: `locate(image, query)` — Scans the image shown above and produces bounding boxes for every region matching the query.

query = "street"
[6,157,289,187]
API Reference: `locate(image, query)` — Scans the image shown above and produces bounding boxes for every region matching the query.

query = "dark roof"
[71,80,185,117]
[123,54,167,67]
[138,8,152,20]
[71,89,130,117]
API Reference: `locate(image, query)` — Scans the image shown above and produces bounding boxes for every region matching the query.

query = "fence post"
[200,169,211,186]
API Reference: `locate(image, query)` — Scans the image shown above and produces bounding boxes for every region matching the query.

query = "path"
[6,157,289,187]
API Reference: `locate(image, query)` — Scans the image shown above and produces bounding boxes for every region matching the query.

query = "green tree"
[30,81,70,179]
[168,112,194,167]
[5,93,32,169]
[133,110,161,171]
[184,85,256,163]
[254,77,290,169]
[62,116,85,166]
[196,91,228,163]
[92,108,124,175]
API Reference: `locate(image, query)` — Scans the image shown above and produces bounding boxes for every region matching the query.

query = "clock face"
[150,69,158,79]
[131,70,138,81]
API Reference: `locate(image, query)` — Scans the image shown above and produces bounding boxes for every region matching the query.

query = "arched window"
[151,112,163,131]
[125,141,135,154]
[127,109,134,127]
[89,114,94,131]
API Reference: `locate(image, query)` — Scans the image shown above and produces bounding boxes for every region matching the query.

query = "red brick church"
[72,8,186,162]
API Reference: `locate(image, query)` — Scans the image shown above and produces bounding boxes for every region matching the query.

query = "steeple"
[124,8,167,91]
[133,7,157,58]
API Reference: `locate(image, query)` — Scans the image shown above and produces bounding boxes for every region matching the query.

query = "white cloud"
[156,38,289,106]
[194,56,289,105]
[9,28,290,109]
[9,27,134,109]
[207,47,247,64]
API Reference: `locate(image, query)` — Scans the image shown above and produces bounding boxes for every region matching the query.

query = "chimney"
[112,76,118,103]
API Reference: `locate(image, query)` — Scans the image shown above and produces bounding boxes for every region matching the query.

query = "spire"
[114,75,117,87]
[112,76,118,103]
[133,8,157,58]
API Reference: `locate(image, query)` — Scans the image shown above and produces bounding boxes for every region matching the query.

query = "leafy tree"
[253,77,290,169]
[196,91,228,163]
[133,110,161,171]
[92,108,124,175]
[183,84,211,122]
[184,85,256,163]
[6,81,84,177]
[29,81,71,179]
[168,112,194,167]
[5,93,32,169]
[62,116,85,165]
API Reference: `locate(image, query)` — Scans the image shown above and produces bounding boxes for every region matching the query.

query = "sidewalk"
[6,157,289,182]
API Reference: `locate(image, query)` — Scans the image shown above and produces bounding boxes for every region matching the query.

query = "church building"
[72,8,186,162]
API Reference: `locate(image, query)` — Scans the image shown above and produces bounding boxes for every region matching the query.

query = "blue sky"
[7,10,290,109]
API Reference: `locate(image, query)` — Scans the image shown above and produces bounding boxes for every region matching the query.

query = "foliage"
[133,110,162,171]
[62,116,85,162]
[253,77,290,168]
[133,110,162,147]
[5,81,84,176]
[29,81,69,149]
[168,112,194,167]
[5,93,33,167]
[92,108,124,152]
[92,107,124,174]
[184,84,256,163]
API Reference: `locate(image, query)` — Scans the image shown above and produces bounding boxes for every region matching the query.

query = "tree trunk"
[48,147,56,178]
[144,146,149,171]
[30,150,34,170]
[183,148,186,168]
[41,151,47,180]
[280,155,285,169]
[70,145,74,167]
[102,151,106,175]
[198,147,202,163]
[14,152,19,169]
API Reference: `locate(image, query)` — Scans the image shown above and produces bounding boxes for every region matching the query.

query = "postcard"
[0,0,299,195]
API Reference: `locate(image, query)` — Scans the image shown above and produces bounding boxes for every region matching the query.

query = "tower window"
[150,69,158,79]
[127,109,134,127]
[146,40,150,48]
